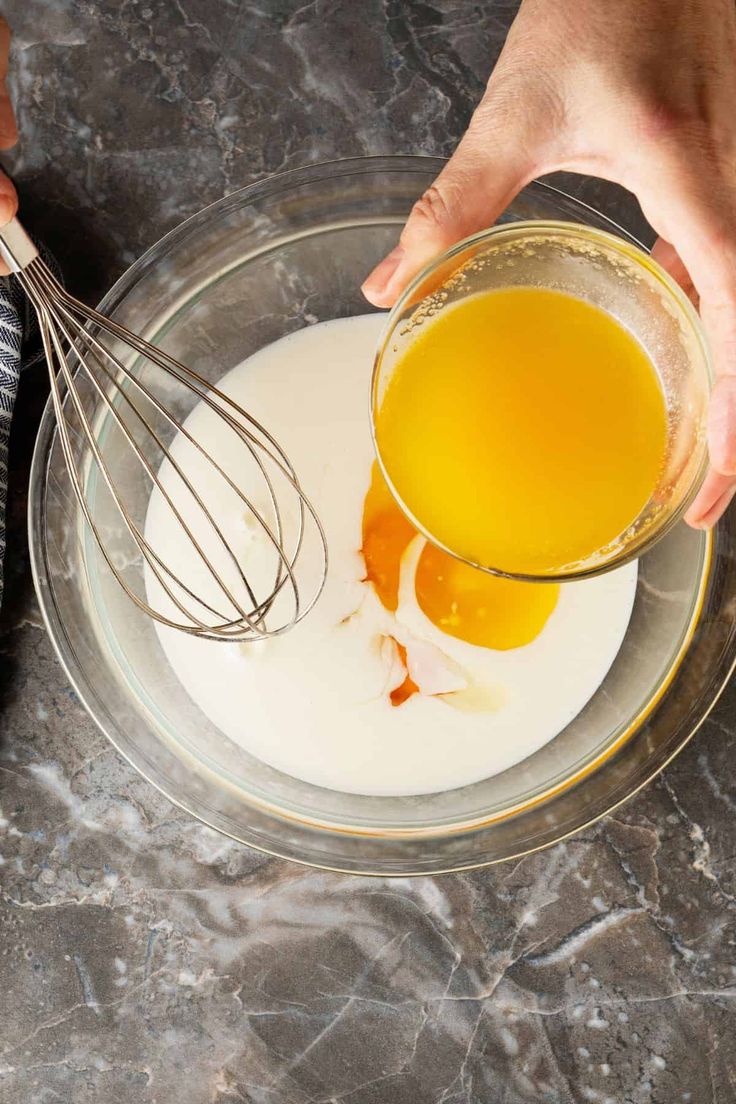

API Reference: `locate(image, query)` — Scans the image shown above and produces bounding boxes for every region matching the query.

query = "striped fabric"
[0,249,55,607]
[0,274,24,606]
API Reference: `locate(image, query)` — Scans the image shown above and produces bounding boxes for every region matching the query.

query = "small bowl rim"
[370,218,713,583]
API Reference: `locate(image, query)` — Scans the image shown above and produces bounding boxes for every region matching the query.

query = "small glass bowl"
[371,221,713,581]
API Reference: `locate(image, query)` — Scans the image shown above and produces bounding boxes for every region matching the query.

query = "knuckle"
[638,99,696,141]
[635,95,735,159]
[406,184,455,234]
[479,67,565,166]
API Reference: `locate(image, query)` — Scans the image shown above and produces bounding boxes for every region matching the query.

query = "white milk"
[145,314,637,796]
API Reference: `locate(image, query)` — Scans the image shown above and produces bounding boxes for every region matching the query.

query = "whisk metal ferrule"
[0,217,39,272]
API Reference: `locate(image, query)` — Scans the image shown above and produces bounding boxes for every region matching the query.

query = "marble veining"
[0,2,734,1102]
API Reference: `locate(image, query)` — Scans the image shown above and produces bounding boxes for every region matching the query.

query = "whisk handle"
[0,217,39,273]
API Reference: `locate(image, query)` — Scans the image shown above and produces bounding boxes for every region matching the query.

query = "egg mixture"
[145,313,638,797]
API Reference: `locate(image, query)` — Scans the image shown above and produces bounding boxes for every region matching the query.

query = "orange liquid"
[375,287,668,575]
[362,462,559,653]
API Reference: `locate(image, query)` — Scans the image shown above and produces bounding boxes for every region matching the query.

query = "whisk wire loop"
[1,217,328,641]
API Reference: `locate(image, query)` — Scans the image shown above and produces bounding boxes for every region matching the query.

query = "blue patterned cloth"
[0,274,24,606]
[0,264,51,607]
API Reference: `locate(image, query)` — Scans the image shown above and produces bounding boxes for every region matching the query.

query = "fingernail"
[361,245,404,306]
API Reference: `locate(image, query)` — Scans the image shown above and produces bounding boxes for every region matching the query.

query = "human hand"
[362,0,736,528]
[0,17,18,275]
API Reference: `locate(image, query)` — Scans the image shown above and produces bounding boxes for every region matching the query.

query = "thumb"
[362,107,534,308]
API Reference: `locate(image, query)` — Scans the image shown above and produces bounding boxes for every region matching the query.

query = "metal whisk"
[0,217,328,641]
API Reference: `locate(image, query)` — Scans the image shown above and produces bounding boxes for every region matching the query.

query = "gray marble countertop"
[1,3,735,1102]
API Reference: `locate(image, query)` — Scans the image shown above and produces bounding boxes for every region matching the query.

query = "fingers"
[649,236,736,525]
[685,468,736,528]
[0,18,16,151]
[0,17,17,275]
[636,164,736,527]
[0,87,17,152]
[0,15,17,222]
[0,169,18,276]
[0,17,10,84]
[639,171,736,379]
[650,238,698,307]
[0,166,16,224]
[362,105,534,308]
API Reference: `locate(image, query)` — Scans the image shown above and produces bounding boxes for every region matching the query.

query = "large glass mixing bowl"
[29,156,736,874]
